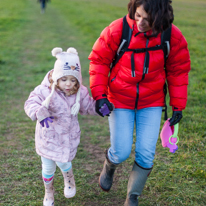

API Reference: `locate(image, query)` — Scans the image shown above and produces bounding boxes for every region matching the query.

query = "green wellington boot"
[124,162,152,206]
[99,150,118,191]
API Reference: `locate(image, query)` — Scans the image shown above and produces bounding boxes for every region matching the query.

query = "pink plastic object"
[160,119,179,153]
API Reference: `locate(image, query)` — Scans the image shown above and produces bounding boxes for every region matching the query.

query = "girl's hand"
[40,117,54,128]
[99,103,115,117]
[95,98,113,117]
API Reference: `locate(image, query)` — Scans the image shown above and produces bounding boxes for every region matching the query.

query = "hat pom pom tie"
[71,102,80,116]
[42,83,56,109]
[42,97,51,109]
[71,88,81,116]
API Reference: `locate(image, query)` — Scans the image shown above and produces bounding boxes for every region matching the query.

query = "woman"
[88,0,190,205]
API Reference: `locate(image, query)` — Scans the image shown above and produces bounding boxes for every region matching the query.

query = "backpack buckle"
[165,41,170,58]
[117,39,127,55]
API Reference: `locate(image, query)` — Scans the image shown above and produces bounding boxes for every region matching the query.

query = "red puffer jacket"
[89,14,191,111]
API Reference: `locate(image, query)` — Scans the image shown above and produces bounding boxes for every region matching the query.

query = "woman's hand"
[169,111,182,126]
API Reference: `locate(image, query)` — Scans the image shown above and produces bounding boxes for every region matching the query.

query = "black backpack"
[111,16,171,120]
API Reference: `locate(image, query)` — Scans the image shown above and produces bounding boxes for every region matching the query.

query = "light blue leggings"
[108,107,162,168]
[41,156,72,178]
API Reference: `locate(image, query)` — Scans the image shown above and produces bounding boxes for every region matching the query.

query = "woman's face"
[134,5,151,33]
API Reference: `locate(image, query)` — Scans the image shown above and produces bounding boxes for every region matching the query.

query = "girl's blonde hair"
[48,70,80,96]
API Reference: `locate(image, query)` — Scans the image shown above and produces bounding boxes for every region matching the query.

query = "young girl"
[24,47,97,206]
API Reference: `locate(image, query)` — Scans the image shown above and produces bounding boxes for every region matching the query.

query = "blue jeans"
[108,107,162,168]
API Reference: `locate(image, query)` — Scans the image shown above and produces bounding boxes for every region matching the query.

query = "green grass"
[0,0,205,205]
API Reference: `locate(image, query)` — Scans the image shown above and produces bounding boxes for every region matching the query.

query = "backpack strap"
[161,26,172,66]
[162,82,168,120]
[110,16,133,69]
[161,25,172,120]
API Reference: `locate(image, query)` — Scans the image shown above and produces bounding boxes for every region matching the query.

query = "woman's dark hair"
[128,0,174,34]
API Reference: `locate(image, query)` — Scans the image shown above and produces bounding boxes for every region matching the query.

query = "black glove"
[169,111,183,126]
[95,98,113,117]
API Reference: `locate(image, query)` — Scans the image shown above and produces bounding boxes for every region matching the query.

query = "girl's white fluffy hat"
[42,47,82,116]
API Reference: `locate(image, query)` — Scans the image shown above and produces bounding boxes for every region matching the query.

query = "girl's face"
[58,75,78,95]
[134,5,151,33]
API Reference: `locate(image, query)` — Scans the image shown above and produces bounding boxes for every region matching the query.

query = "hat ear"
[51,47,63,57]
[67,47,78,55]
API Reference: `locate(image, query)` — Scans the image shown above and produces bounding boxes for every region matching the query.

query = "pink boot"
[61,169,76,198]
[43,179,54,206]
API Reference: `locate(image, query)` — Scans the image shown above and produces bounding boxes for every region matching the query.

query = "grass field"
[0,0,205,205]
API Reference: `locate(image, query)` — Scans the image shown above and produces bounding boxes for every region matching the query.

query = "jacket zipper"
[135,83,139,109]
[135,38,149,109]
[142,38,149,80]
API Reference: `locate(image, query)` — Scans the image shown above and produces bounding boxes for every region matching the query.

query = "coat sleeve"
[24,85,51,121]
[79,86,97,116]
[166,25,191,111]
[88,18,123,100]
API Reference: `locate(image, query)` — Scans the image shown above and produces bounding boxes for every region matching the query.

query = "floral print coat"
[24,71,96,162]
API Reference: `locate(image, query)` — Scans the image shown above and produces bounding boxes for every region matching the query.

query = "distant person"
[24,47,97,205]
[38,0,50,13]
[88,0,191,205]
